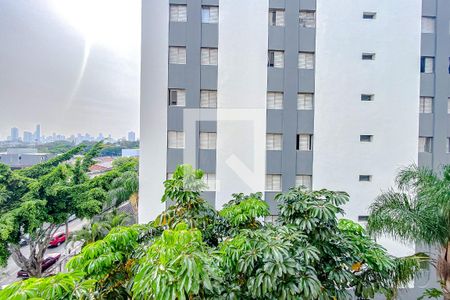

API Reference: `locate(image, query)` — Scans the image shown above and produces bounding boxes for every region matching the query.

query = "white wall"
[313,0,422,256]
[215,0,268,208]
[139,0,169,223]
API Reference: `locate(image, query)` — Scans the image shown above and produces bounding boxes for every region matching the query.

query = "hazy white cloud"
[0,0,141,139]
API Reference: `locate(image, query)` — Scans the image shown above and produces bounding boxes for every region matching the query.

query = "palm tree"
[69,210,130,248]
[368,164,450,298]
[108,171,139,214]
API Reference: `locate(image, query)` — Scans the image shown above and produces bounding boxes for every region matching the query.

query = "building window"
[169,4,187,22]
[299,11,315,28]
[202,6,219,24]
[200,90,217,108]
[169,47,186,64]
[267,92,283,109]
[266,174,282,191]
[199,132,216,150]
[419,97,433,113]
[363,12,376,19]
[298,52,315,69]
[168,89,186,107]
[297,93,314,110]
[447,138,450,153]
[362,53,375,60]
[203,173,216,191]
[419,137,432,153]
[168,131,185,149]
[269,9,285,27]
[268,51,284,68]
[421,57,434,73]
[297,134,313,151]
[361,94,374,101]
[296,175,312,190]
[266,133,282,151]
[421,17,435,34]
[201,48,218,65]
[360,135,373,142]
[359,175,372,182]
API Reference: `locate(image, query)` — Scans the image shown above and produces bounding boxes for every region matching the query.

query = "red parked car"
[17,253,61,278]
[48,232,66,247]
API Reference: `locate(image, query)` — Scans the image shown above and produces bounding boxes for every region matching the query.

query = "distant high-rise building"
[23,131,33,143]
[128,131,136,142]
[34,125,41,143]
[10,127,19,142]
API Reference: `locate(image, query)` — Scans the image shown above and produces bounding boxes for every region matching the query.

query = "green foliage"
[219,192,269,229]
[0,143,138,276]
[67,224,157,299]
[2,164,427,299]
[81,142,104,172]
[133,223,222,300]
[0,271,96,300]
[17,144,86,179]
[69,209,131,248]
[219,225,321,299]
[368,164,449,296]
[418,288,444,299]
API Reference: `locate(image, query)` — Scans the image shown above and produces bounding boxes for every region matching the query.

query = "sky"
[0,0,141,140]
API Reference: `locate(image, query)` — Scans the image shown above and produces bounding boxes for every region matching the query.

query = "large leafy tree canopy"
[0,164,426,299]
[0,142,138,278]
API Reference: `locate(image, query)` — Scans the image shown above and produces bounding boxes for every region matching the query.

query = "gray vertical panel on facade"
[431,0,450,171]
[139,0,169,223]
[281,0,301,191]
[182,0,202,168]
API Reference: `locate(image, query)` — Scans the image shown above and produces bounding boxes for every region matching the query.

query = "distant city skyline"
[1,124,137,143]
[0,1,141,142]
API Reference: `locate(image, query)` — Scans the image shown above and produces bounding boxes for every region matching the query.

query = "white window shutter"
[169,47,178,64]
[306,53,314,69]
[200,91,209,107]
[170,6,178,22]
[273,175,281,191]
[276,11,285,26]
[274,93,283,109]
[201,49,209,65]
[200,133,208,149]
[178,6,187,22]
[421,17,435,33]
[179,48,186,64]
[168,131,176,148]
[274,52,284,68]
[298,93,313,110]
[209,7,219,23]
[178,90,186,106]
[210,49,218,65]
[425,58,434,73]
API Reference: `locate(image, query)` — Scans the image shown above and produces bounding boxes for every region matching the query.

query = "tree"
[68,209,131,248]
[0,165,426,299]
[0,143,131,278]
[108,158,139,212]
[133,223,222,300]
[368,164,450,298]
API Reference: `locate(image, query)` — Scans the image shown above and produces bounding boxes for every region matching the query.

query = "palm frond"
[368,190,444,244]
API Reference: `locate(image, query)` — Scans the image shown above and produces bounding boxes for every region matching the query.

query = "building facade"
[140,0,448,264]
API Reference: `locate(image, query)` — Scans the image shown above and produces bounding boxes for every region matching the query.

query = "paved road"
[0,218,87,287]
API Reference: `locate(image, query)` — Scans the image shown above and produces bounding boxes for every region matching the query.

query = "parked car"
[17,253,61,278]
[48,232,66,247]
